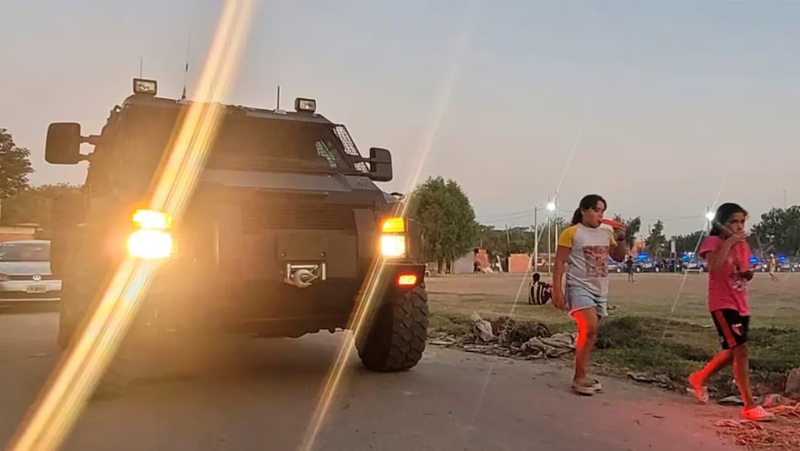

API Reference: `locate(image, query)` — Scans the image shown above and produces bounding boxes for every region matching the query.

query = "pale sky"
[2,0,799,236]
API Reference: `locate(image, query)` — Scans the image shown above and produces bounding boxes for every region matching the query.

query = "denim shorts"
[566,284,608,318]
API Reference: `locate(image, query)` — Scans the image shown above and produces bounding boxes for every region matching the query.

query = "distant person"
[689,203,774,422]
[551,194,628,396]
[528,273,552,305]
[768,254,778,282]
[625,255,635,283]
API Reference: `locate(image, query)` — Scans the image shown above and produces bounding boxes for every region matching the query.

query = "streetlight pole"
[547,216,552,274]
[546,198,557,274]
[705,207,715,234]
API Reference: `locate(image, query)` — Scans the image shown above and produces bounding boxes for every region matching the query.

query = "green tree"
[644,220,667,257]
[612,214,642,247]
[670,230,706,255]
[750,206,800,257]
[408,176,478,272]
[0,184,83,230]
[0,128,34,199]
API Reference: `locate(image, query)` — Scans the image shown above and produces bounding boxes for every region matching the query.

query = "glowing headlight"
[380,216,407,257]
[133,209,172,229]
[381,235,406,258]
[127,229,173,259]
[128,209,173,259]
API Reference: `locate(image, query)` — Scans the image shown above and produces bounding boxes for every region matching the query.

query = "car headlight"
[127,209,174,260]
[380,217,407,258]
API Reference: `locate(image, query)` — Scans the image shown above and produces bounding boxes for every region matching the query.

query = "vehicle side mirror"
[45,123,83,165]
[368,147,393,182]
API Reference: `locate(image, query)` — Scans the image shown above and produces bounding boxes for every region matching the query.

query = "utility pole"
[554,219,559,255]
[547,216,552,274]
[532,206,539,272]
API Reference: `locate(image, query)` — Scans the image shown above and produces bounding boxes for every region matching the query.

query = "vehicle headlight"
[380,217,407,258]
[127,209,173,260]
[381,235,406,258]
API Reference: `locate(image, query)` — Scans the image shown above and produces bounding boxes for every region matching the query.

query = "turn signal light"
[382,217,405,233]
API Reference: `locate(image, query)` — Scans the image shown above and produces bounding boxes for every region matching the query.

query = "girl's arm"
[610,236,629,262]
[703,235,744,272]
[552,245,570,294]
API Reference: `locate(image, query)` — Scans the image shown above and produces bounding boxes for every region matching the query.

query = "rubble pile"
[428,313,577,360]
[710,369,800,449]
[715,401,800,450]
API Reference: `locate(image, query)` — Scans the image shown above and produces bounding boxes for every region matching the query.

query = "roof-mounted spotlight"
[133,78,158,96]
[294,97,316,114]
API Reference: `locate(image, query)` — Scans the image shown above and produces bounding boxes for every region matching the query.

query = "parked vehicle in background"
[637,258,656,273]
[683,257,707,273]
[777,258,795,272]
[752,261,769,272]
[0,240,61,306]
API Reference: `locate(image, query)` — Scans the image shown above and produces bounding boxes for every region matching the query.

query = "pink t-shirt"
[698,235,750,316]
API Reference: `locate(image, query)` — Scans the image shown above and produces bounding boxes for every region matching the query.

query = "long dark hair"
[709,202,748,236]
[571,194,607,225]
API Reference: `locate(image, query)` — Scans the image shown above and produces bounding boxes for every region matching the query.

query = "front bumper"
[0,279,62,304]
[137,261,426,333]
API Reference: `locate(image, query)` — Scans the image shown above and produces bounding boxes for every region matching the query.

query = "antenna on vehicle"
[276,85,281,109]
[139,57,144,78]
[181,29,192,101]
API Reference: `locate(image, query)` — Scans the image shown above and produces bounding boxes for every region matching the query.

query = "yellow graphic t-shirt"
[558,224,617,297]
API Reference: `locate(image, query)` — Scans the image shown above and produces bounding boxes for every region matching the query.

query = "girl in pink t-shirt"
[689,203,774,422]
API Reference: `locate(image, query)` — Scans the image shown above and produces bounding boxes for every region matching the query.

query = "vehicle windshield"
[0,242,50,262]
[120,105,359,173]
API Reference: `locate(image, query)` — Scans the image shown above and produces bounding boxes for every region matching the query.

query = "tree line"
[1,127,798,262]
[404,175,800,267]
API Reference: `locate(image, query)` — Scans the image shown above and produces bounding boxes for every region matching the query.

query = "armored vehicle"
[45,78,429,392]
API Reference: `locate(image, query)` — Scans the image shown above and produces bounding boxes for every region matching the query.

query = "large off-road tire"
[356,285,429,372]
[57,256,152,400]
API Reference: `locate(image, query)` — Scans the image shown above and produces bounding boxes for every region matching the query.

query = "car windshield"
[0,242,50,262]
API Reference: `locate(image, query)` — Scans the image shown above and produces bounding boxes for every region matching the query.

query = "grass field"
[426,271,800,395]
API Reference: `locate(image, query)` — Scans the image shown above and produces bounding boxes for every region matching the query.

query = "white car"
[0,240,62,305]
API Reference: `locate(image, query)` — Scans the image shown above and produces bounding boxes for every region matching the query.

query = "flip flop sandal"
[572,379,599,396]
[687,374,709,404]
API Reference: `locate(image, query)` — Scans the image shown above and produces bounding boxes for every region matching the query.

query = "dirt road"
[0,313,737,451]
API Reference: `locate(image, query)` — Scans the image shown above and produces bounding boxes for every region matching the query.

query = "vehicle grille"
[239,195,358,232]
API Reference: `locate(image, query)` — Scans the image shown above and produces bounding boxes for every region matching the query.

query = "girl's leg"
[733,344,776,421]
[732,344,755,408]
[572,308,599,390]
[689,349,732,403]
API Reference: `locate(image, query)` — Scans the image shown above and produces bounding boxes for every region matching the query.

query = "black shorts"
[711,309,750,350]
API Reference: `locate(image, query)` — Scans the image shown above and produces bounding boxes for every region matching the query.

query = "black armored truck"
[45,78,429,392]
